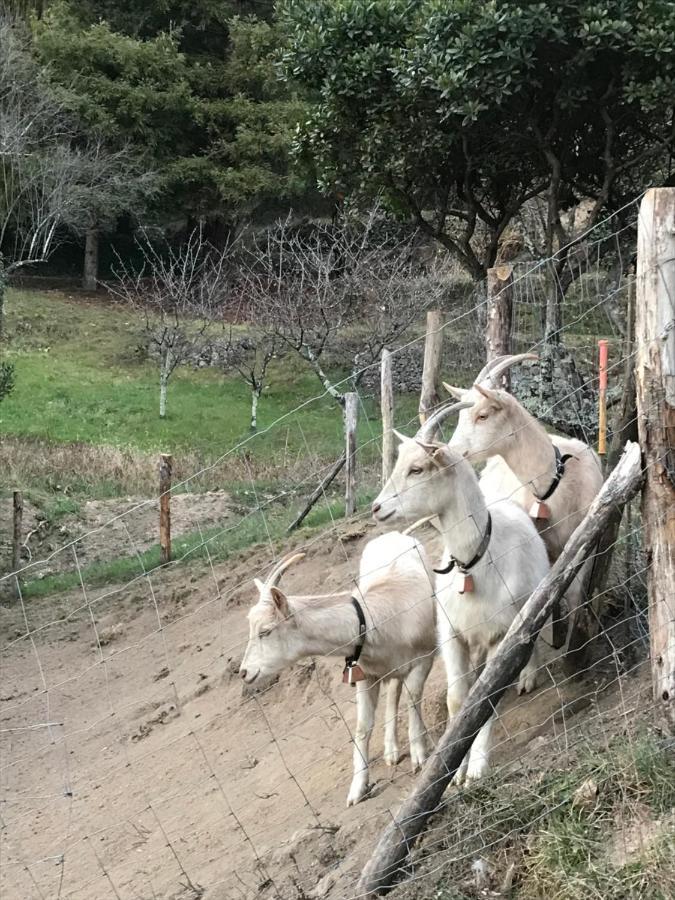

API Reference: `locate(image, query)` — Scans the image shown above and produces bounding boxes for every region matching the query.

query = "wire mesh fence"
[1,190,673,900]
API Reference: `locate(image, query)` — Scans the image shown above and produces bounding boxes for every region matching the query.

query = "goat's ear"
[270,586,290,617]
[430,445,454,468]
[253,577,265,594]
[443,383,467,401]
[392,428,409,444]
[474,384,502,406]
[417,440,452,468]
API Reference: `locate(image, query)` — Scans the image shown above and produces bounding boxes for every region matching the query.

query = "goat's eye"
[408,466,423,476]
[477,412,489,421]
[259,629,272,639]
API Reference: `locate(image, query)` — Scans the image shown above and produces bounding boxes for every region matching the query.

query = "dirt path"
[0,521,646,900]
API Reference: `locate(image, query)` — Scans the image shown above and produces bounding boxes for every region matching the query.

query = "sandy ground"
[0,518,649,900]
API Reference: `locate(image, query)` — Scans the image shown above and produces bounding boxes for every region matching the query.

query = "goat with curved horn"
[473,353,538,388]
[417,400,474,443]
[265,551,306,587]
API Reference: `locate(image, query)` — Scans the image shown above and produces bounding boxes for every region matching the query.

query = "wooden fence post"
[380,349,395,484]
[635,187,675,728]
[12,490,23,596]
[419,310,443,424]
[485,265,514,388]
[345,393,358,517]
[159,454,172,564]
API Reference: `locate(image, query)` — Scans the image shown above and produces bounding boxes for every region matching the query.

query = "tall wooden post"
[485,265,514,389]
[345,393,358,517]
[12,490,23,597]
[635,187,675,728]
[159,454,172,564]
[419,310,443,424]
[597,339,609,456]
[380,349,396,484]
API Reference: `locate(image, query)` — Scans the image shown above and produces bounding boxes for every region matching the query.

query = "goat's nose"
[239,668,247,680]
[371,501,381,517]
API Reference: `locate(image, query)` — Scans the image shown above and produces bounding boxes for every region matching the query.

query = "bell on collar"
[342,662,366,685]
[458,573,475,594]
[529,500,551,520]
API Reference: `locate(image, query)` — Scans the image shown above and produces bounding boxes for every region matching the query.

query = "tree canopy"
[33,1,312,231]
[280,0,675,278]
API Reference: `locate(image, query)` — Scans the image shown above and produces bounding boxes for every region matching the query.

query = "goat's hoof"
[465,761,489,783]
[384,748,401,767]
[518,672,537,695]
[346,782,369,806]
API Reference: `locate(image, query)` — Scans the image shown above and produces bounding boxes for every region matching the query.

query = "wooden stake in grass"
[598,338,608,456]
[635,187,675,728]
[12,490,23,597]
[159,454,172,564]
[345,392,358,517]
[486,265,514,389]
[380,349,395,484]
[419,310,443,425]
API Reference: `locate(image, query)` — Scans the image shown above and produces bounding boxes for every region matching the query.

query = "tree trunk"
[358,442,643,896]
[635,187,675,729]
[83,226,99,292]
[302,344,344,404]
[0,259,6,341]
[159,360,169,419]
[250,386,261,432]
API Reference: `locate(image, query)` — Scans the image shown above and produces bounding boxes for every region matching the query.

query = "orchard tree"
[111,228,234,419]
[280,0,675,342]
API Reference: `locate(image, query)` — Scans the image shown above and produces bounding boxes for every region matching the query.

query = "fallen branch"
[287,454,346,533]
[358,440,643,896]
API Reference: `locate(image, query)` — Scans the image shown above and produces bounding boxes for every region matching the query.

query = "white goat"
[372,401,550,783]
[445,354,604,643]
[239,531,437,806]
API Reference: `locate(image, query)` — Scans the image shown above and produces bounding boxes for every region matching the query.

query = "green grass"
[399,736,675,900]
[0,288,388,464]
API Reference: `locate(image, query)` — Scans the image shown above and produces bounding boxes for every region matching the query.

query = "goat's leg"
[383,679,402,767]
[403,656,434,772]
[347,678,380,807]
[518,638,540,695]
[438,633,472,785]
[465,643,501,783]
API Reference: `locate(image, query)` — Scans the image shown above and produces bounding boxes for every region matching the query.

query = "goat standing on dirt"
[371,401,550,783]
[445,354,604,645]
[239,533,437,806]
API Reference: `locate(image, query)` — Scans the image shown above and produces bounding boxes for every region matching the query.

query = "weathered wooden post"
[345,393,358,516]
[597,339,609,457]
[12,490,23,596]
[418,309,443,424]
[635,187,675,728]
[380,349,396,484]
[159,453,172,564]
[485,265,514,388]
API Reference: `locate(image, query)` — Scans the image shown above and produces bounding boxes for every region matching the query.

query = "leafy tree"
[280,0,675,311]
[34,1,312,237]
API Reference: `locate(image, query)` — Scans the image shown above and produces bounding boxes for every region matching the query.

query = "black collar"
[345,596,367,668]
[535,445,574,502]
[433,512,492,576]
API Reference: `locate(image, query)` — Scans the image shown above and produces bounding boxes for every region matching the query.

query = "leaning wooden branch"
[287,453,346,533]
[358,441,643,896]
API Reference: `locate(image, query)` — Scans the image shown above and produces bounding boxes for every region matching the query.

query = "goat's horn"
[402,515,435,535]
[475,353,538,388]
[265,551,306,586]
[417,400,474,442]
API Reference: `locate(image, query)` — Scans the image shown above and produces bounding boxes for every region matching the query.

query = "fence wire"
[1,191,672,900]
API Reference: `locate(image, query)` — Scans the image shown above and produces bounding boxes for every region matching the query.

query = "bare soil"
[0,519,650,900]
